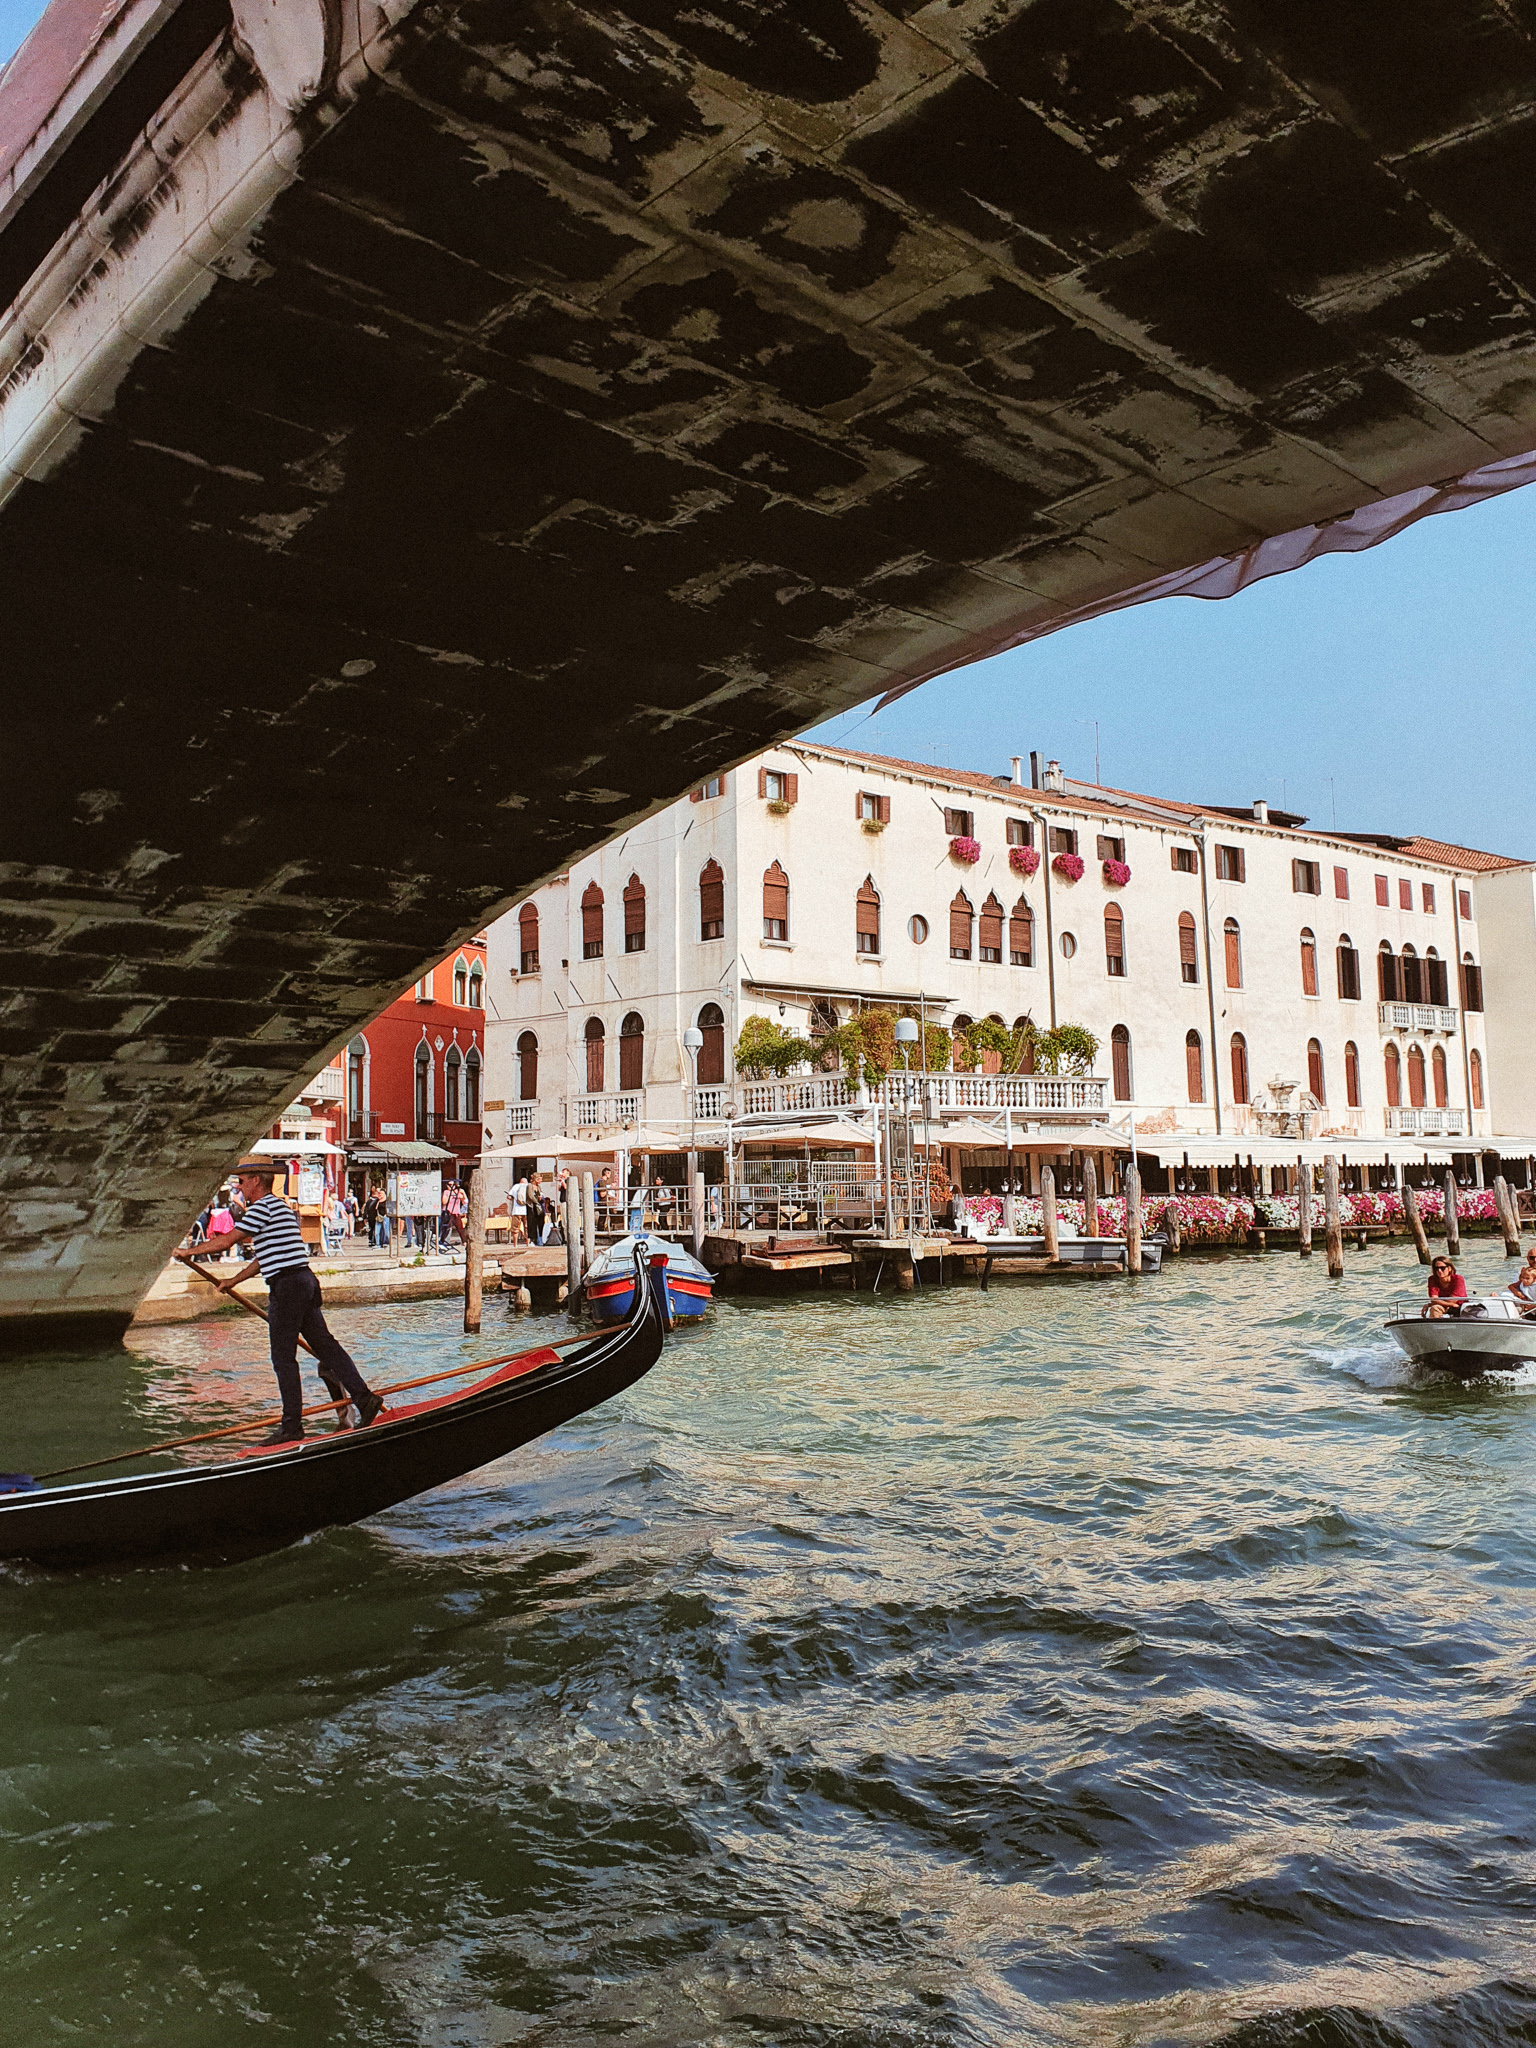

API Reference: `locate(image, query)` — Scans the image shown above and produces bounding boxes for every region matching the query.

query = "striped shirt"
[234,1194,311,1280]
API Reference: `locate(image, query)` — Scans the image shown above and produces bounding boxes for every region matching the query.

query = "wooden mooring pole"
[691,1170,705,1259]
[1083,1155,1098,1239]
[1298,1164,1313,1258]
[565,1177,582,1301]
[1125,1163,1142,1277]
[1165,1200,1181,1255]
[1041,1166,1059,1263]
[463,1166,484,1334]
[581,1172,597,1280]
[1443,1169,1460,1258]
[1403,1180,1431,1264]
[1323,1154,1344,1278]
[1494,1175,1521,1257]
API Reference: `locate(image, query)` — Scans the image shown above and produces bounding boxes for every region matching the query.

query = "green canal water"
[4,1241,1536,2046]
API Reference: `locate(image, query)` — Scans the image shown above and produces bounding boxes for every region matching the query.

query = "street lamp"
[683,1024,703,1155]
[894,1017,919,1230]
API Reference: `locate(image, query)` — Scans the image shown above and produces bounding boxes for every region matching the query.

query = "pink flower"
[1052,851,1085,882]
[1102,858,1131,886]
[1008,844,1040,877]
[950,835,981,864]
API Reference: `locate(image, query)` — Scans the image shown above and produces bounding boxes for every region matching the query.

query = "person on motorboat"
[1424,1256,1469,1319]
[1504,1246,1536,1312]
[178,1161,385,1443]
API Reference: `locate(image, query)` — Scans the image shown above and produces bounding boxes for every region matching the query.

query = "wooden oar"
[33,1338,583,1481]
[182,1256,320,1359]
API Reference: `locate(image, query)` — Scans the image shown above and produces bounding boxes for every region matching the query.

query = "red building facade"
[343,936,488,1182]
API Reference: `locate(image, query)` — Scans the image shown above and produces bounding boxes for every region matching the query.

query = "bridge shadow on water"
[3,1241,1536,2046]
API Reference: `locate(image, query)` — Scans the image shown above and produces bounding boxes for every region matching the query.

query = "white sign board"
[297,1167,324,1206]
[392,1169,441,1218]
[380,1121,406,1137]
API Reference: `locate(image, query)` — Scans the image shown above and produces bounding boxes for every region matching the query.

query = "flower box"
[766,798,793,816]
[861,816,887,835]
[1008,844,1040,877]
[1102,858,1131,886]
[1051,851,1084,882]
[950,835,981,865]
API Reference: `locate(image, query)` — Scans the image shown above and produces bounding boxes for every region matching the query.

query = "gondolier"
[177,1159,384,1443]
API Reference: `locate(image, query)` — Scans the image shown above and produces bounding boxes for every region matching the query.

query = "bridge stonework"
[4,0,1536,1345]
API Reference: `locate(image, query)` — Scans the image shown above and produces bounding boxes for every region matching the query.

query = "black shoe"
[354,1391,385,1428]
[260,1426,304,1446]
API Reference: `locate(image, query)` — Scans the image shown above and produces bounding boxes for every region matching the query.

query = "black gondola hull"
[0,1259,665,1570]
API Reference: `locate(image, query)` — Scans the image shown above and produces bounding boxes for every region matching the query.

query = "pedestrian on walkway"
[177,1160,384,1443]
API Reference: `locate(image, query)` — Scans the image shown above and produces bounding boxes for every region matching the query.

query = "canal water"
[5,1240,1536,2047]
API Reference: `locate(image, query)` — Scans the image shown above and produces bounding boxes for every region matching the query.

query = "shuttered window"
[1171,846,1196,873]
[1111,1026,1132,1102]
[1422,883,1436,914]
[1383,1043,1400,1107]
[1223,918,1242,989]
[857,791,890,822]
[1307,1038,1325,1102]
[1378,945,1401,1001]
[619,1012,644,1091]
[698,1004,725,1086]
[1292,859,1321,894]
[1345,1041,1360,1108]
[1049,826,1077,855]
[1337,939,1360,1001]
[1104,903,1124,977]
[759,768,799,804]
[978,892,1004,962]
[949,891,973,960]
[1097,834,1125,863]
[1009,897,1033,967]
[1399,878,1413,911]
[581,881,604,959]
[1375,874,1390,906]
[1458,889,1473,921]
[1402,949,1422,1003]
[1300,928,1317,995]
[1432,1044,1448,1108]
[1471,1048,1484,1108]
[699,860,725,941]
[691,776,725,802]
[763,862,789,942]
[1334,866,1350,899]
[623,874,646,952]
[1215,844,1245,882]
[1407,1044,1426,1108]
[1461,958,1483,1012]
[518,902,539,974]
[1179,911,1198,983]
[1230,1032,1249,1104]
[944,807,973,837]
[1186,1031,1204,1104]
[1006,818,1032,847]
[1426,953,1448,1005]
[584,1018,604,1094]
[517,1030,538,1101]
[856,877,881,954]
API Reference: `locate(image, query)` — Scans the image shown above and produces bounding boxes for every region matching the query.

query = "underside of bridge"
[5,0,1536,1346]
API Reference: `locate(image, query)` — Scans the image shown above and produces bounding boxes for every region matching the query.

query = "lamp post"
[682,1025,704,1253]
[895,1016,919,1231]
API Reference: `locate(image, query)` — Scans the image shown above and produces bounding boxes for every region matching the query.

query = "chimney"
[1043,759,1064,792]
[1253,799,1269,824]
[1010,756,1023,785]
[1029,751,1042,789]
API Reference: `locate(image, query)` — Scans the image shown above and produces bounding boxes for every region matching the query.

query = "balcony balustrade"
[1377,1003,1458,1034]
[1385,1108,1467,1137]
[565,1092,642,1131]
[506,1103,536,1136]
[735,1072,1106,1118]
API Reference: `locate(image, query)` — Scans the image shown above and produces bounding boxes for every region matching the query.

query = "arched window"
[347,1035,367,1135]
[584,1016,604,1095]
[1111,1024,1132,1102]
[623,874,646,954]
[1337,934,1360,1001]
[1378,942,1401,1002]
[1384,1040,1401,1108]
[1178,910,1198,984]
[697,1002,725,1085]
[1471,1047,1484,1109]
[949,890,973,961]
[619,1010,644,1091]
[1461,952,1484,1011]
[1407,1042,1426,1108]
[1013,1015,1037,1074]
[1401,943,1422,1004]
[1432,1043,1448,1109]
[1230,1031,1249,1104]
[1300,927,1317,996]
[700,860,725,941]
[414,1041,431,1134]
[1307,1037,1325,1102]
[465,1049,481,1122]
[978,892,1004,964]
[1104,902,1125,977]
[581,881,604,960]
[518,901,539,975]
[453,959,468,1005]
[1009,897,1033,967]
[517,1030,538,1101]
[1223,917,1242,989]
[445,1045,462,1120]
[1345,1040,1360,1108]
[1186,1029,1205,1104]
[1425,947,1447,1005]
[468,964,483,1009]
[763,862,789,942]
[857,876,882,955]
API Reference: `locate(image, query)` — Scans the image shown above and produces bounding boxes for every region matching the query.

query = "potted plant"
[1102,857,1131,886]
[950,834,981,864]
[766,797,793,816]
[861,815,887,835]
[1008,844,1039,877]
[1052,851,1085,882]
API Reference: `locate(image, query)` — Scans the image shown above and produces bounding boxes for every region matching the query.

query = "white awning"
[1130,1132,1467,1167]
[251,1137,346,1157]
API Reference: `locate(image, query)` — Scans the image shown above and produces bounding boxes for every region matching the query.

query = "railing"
[690,1086,727,1120]
[506,1103,536,1136]
[739,1075,854,1116]
[295,1066,344,1102]
[1387,1108,1467,1137]
[565,1092,642,1131]
[1378,1003,1458,1034]
[736,1071,1108,1116]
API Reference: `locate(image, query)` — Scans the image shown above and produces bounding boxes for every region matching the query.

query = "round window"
[1059,931,1077,958]
[908,914,929,944]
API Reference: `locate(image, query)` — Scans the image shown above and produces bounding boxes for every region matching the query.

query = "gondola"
[0,1247,670,1571]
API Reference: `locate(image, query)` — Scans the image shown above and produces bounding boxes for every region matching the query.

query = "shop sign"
[380,1121,406,1136]
[392,1169,441,1217]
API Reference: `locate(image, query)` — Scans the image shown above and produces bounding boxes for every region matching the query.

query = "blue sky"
[4,0,1532,858]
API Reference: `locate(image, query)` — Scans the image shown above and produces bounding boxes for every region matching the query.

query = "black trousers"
[265,1266,371,1427]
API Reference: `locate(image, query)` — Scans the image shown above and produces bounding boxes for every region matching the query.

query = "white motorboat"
[1385,1295,1536,1376]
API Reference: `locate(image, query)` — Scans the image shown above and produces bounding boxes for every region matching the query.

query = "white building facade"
[485,744,1510,1185]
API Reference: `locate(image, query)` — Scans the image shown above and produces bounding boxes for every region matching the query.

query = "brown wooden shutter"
[690,786,703,803]
[1178,911,1197,969]
[1461,961,1483,1011]
[1223,922,1242,988]
[1009,897,1032,964]
[700,859,725,937]
[585,1021,604,1094]
[1471,1049,1483,1108]
[1103,903,1123,971]
[1407,1044,1426,1107]
[517,1031,538,1100]
[785,773,798,804]
[949,891,973,956]
[979,892,1004,956]
[1432,1045,1448,1108]
[581,882,603,951]
[758,768,767,799]
[619,1014,643,1091]
[763,862,789,930]
[1334,866,1349,898]
[879,794,890,823]
[1186,1033,1204,1103]
[1111,1028,1131,1101]
[1345,1041,1360,1107]
[1300,933,1317,996]
[856,878,880,937]
[1230,1033,1248,1104]
[623,874,645,939]
[1384,1043,1400,1106]
[1307,1039,1325,1100]
[518,902,539,970]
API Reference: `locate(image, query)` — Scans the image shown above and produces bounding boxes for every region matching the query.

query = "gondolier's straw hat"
[232,1157,277,1175]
